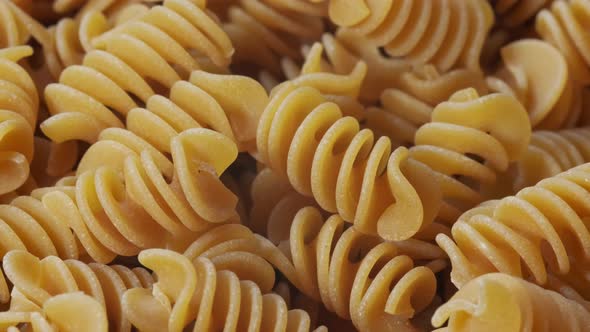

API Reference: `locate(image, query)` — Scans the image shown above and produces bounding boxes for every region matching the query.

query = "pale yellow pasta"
[536,0,590,84]
[486,39,583,129]
[256,82,442,241]
[41,0,233,147]
[0,292,108,332]
[436,163,590,300]
[335,0,494,73]
[409,88,531,223]
[222,0,327,74]
[431,273,590,332]
[3,250,153,332]
[122,249,327,332]
[0,46,38,196]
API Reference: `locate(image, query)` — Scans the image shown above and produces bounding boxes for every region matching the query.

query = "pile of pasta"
[1,0,590,331]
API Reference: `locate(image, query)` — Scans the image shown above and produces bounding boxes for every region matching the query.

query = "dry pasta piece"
[41,0,233,147]
[335,0,494,73]
[221,0,327,75]
[0,0,52,48]
[431,273,590,332]
[511,127,590,191]
[436,163,590,300]
[409,88,531,223]
[536,0,590,84]
[493,0,554,27]
[365,65,487,146]
[74,70,267,170]
[0,46,38,196]
[0,292,108,332]
[122,249,327,332]
[39,128,239,263]
[256,82,442,241]
[3,250,154,332]
[486,39,583,129]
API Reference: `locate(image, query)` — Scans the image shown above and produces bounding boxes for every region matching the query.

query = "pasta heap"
[2,0,590,330]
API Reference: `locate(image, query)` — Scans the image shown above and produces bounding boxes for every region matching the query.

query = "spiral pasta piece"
[431,273,590,332]
[40,128,239,263]
[0,46,38,196]
[41,0,233,146]
[0,292,108,332]
[72,70,267,169]
[256,82,443,241]
[409,88,531,222]
[3,250,154,332]
[536,0,590,84]
[436,162,590,300]
[0,0,51,48]
[487,39,583,129]
[122,249,327,332]
[511,127,590,190]
[335,0,494,73]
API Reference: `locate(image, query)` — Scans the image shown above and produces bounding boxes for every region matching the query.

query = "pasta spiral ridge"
[336,0,494,73]
[256,82,443,241]
[40,128,239,264]
[536,0,590,84]
[0,0,51,48]
[41,0,234,146]
[409,88,531,222]
[3,250,154,332]
[122,249,327,332]
[486,39,583,129]
[512,127,590,191]
[0,46,38,195]
[0,292,108,332]
[223,0,327,74]
[436,163,590,297]
[431,273,590,332]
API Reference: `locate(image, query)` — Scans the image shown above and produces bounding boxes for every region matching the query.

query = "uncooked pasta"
[1,0,590,330]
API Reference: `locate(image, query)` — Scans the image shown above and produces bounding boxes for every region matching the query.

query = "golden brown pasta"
[536,0,590,84]
[335,0,494,73]
[122,248,327,332]
[486,39,583,129]
[41,0,233,147]
[431,273,590,332]
[493,0,554,27]
[409,88,531,222]
[256,82,442,241]
[0,46,38,195]
[0,292,108,332]
[3,250,153,332]
[436,163,590,300]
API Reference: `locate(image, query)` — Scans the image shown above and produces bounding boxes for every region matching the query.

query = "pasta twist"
[409,88,531,222]
[436,163,590,299]
[41,128,239,263]
[0,46,38,195]
[536,0,590,84]
[222,0,327,74]
[0,292,108,332]
[512,127,590,191]
[41,0,234,146]
[335,0,494,73]
[431,273,590,332]
[486,39,583,129]
[122,249,327,332]
[256,82,443,241]
[72,70,267,166]
[255,207,440,331]
[492,0,554,27]
[0,0,50,48]
[3,250,154,332]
